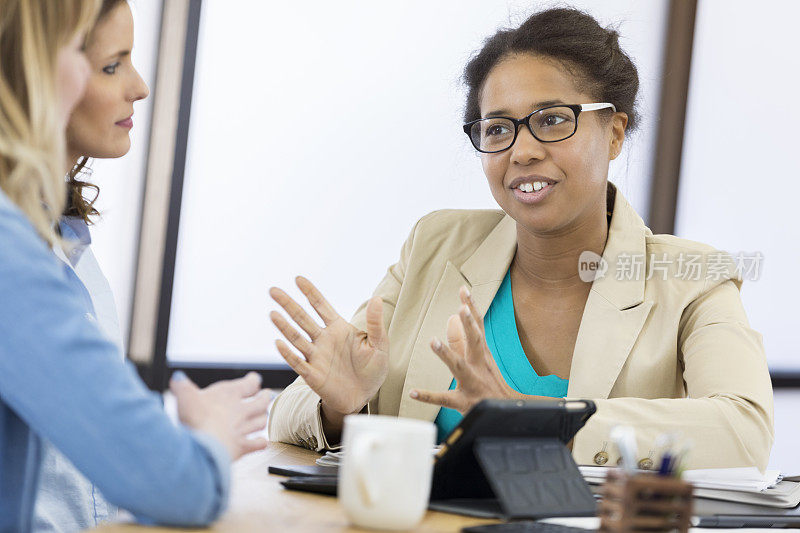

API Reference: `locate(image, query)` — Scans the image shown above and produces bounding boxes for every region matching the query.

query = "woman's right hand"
[170,371,270,461]
[269,276,390,427]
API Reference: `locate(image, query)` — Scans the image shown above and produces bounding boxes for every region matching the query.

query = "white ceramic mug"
[338,414,436,530]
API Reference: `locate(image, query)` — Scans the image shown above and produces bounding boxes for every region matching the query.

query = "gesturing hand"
[269,276,390,420]
[170,371,270,461]
[410,287,524,414]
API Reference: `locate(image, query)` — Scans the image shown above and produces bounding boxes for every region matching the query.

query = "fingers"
[270,310,314,359]
[458,305,485,365]
[242,389,272,417]
[295,276,340,326]
[240,413,269,435]
[275,340,316,383]
[430,337,464,377]
[365,296,388,353]
[169,371,199,398]
[446,314,466,356]
[409,388,463,412]
[460,286,485,333]
[230,371,262,397]
[269,287,323,340]
[237,436,269,458]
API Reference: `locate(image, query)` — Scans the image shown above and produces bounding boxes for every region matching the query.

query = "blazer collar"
[397,182,654,419]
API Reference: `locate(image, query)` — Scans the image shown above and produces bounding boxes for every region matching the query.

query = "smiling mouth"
[509,177,557,204]
[515,180,553,193]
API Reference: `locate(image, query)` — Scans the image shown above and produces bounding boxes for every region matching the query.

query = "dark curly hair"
[463,7,639,132]
[64,0,128,223]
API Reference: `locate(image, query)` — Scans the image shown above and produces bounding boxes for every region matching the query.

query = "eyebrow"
[484,99,565,118]
[102,50,130,61]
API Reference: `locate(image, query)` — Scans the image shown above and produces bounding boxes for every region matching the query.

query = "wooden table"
[93,442,498,532]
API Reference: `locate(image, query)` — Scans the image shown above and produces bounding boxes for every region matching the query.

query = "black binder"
[429,399,597,519]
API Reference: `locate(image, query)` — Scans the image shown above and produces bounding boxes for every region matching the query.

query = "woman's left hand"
[409,287,523,414]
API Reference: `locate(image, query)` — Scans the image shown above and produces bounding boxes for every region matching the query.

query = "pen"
[657,451,673,476]
[655,433,677,476]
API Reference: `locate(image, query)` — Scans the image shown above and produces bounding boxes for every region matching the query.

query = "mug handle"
[351,433,384,507]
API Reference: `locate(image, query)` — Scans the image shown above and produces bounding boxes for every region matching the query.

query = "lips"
[508,175,559,190]
[508,175,559,205]
[115,115,133,129]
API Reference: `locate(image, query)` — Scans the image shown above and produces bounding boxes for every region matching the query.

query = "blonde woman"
[33,1,148,530]
[0,1,270,531]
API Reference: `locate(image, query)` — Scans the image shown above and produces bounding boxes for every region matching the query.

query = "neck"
[512,202,609,294]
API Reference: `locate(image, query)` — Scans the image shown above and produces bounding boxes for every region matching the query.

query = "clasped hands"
[270,277,533,421]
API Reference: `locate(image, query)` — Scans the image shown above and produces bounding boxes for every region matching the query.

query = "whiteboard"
[166,0,668,365]
[675,0,800,372]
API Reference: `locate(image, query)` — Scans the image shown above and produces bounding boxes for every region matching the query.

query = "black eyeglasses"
[463,102,616,153]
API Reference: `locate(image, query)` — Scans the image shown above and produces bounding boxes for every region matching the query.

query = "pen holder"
[599,470,693,533]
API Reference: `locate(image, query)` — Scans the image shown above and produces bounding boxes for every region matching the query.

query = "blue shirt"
[435,270,569,442]
[34,217,121,532]
[0,189,230,532]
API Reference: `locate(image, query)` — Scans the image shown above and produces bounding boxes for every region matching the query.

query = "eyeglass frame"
[462,102,617,153]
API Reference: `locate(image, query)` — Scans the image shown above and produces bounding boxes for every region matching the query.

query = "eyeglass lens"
[469,106,577,152]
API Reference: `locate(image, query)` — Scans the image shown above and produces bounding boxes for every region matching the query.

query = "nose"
[509,122,546,166]
[128,66,149,102]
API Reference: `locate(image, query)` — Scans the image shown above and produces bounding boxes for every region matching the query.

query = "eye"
[485,123,511,136]
[540,113,569,127]
[102,62,120,75]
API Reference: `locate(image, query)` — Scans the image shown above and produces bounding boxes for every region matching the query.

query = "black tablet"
[430,398,596,503]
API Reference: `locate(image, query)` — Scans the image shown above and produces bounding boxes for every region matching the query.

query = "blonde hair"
[0,0,100,245]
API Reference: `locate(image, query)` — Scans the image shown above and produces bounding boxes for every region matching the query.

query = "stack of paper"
[682,467,781,492]
[581,466,781,492]
[579,466,800,508]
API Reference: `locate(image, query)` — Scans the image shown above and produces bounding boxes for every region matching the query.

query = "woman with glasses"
[268,8,772,470]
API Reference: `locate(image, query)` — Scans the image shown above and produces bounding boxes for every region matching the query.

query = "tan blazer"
[269,183,774,470]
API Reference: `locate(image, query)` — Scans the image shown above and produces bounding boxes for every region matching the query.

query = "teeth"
[518,181,550,193]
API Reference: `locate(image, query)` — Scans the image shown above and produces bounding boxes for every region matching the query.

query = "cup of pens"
[599,427,693,533]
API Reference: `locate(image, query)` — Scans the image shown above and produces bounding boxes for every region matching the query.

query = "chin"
[504,203,564,235]
[98,139,132,159]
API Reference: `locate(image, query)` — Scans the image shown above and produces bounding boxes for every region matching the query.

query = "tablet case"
[429,400,597,519]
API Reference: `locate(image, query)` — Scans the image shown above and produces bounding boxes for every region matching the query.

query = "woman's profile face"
[66,1,149,160]
[478,53,626,236]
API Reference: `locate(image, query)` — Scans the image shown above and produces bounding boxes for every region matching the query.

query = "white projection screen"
[166,1,669,366]
[675,0,800,372]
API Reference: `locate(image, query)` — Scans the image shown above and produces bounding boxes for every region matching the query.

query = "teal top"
[434,269,569,443]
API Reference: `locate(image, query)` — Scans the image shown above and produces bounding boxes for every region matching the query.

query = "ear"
[609,112,628,160]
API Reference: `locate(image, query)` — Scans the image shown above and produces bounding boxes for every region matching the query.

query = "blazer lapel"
[568,296,653,399]
[568,183,654,399]
[397,214,517,420]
